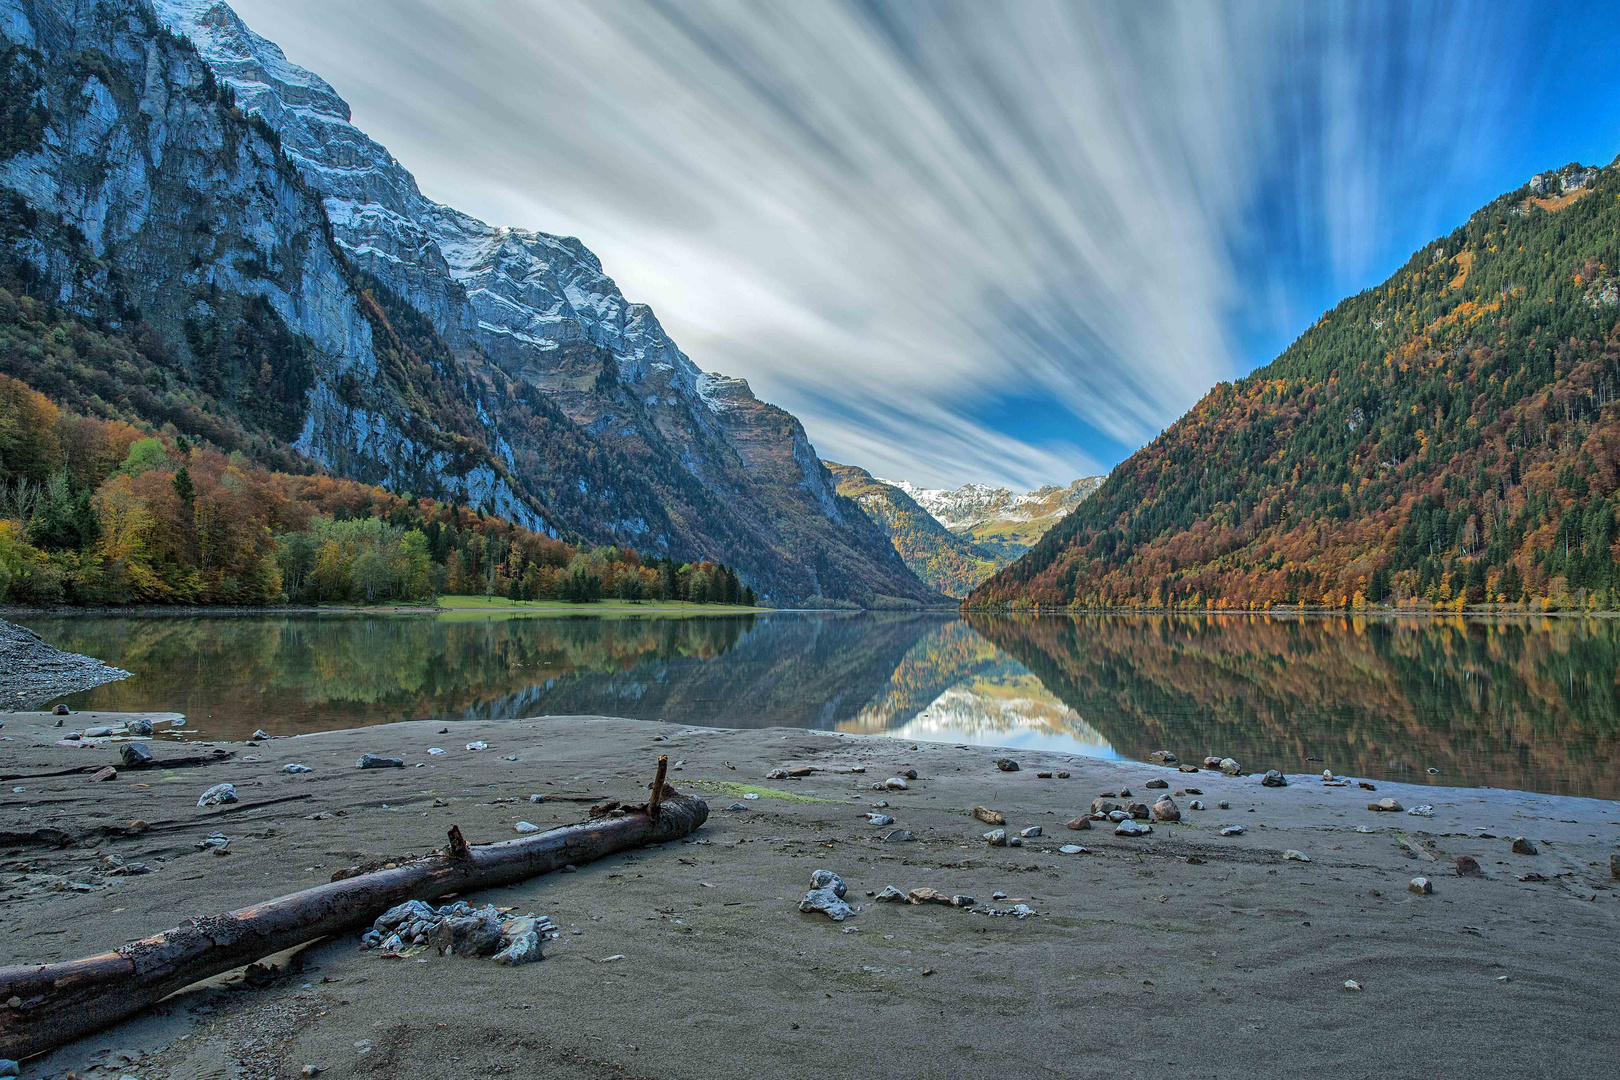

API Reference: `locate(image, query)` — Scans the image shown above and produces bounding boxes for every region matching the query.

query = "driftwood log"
[0,785,707,1060]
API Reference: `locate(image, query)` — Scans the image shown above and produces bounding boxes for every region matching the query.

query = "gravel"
[0,619,128,708]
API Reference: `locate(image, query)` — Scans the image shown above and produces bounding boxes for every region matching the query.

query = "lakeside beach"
[4,710,1616,1078]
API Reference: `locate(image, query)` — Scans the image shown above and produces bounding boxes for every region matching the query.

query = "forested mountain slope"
[970,161,1620,611]
[827,463,998,597]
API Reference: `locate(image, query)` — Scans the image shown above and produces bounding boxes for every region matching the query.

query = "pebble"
[1261,770,1288,787]
[1018,826,1042,838]
[743,793,759,800]
[1368,798,1403,812]
[253,729,270,740]
[973,806,1005,826]
[301,1067,322,1077]
[1145,778,1169,789]
[951,894,976,907]
[884,777,909,790]
[126,718,154,736]
[725,802,748,811]
[1456,855,1482,877]
[1057,771,1070,779]
[84,725,112,737]
[992,891,1007,900]
[983,829,1007,847]
[1090,798,1119,815]
[1064,815,1091,831]
[994,758,1020,772]
[427,747,445,755]
[465,742,488,751]
[64,731,81,741]
[283,764,312,774]
[1059,844,1086,854]
[1150,796,1180,823]
[799,870,853,920]
[1219,758,1241,776]
[53,704,70,716]
[873,800,889,808]
[1114,820,1152,837]
[1219,825,1244,836]
[1127,802,1150,820]
[1189,800,1205,811]
[514,822,540,833]
[1343,980,1362,991]
[1036,771,1053,779]
[1178,764,1200,773]
[1511,837,1538,856]
[903,769,918,779]
[882,829,916,843]
[1409,876,1433,895]
[1283,849,1310,862]
[1149,750,1179,765]
[197,782,238,807]
[866,813,896,826]
[1406,804,1435,818]
[504,754,518,761]
[874,886,908,903]
[90,766,117,782]
[529,794,545,803]
[1217,800,1230,810]
[1358,781,1377,791]
[1203,756,1223,768]
[1107,810,1129,822]
[357,754,404,769]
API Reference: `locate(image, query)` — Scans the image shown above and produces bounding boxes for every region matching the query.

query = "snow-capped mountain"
[883,476,1104,559]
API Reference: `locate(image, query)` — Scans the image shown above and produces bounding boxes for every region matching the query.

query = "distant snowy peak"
[885,476,1105,532]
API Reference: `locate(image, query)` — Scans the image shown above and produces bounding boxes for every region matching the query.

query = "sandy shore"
[3,711,1617,1078]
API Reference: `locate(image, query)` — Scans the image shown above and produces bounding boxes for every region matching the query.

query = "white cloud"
[225,0,1569,490]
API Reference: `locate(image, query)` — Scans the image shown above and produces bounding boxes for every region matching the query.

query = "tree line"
[0,372,756,607]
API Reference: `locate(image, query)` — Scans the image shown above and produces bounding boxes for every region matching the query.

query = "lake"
[15,611,1619,800]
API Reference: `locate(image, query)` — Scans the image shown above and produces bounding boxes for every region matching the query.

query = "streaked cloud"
[227,0,1620,488]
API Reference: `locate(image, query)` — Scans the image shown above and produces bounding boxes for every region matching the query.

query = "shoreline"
[3,711,1615,1076]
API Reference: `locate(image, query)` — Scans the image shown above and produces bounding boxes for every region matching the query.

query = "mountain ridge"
[888,474,1104,561]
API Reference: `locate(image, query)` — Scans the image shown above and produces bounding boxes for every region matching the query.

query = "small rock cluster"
[358,899,553,965]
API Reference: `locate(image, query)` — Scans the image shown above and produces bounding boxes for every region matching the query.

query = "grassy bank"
[434,595,764,620]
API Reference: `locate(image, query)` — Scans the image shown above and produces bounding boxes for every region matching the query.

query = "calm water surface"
[15,612,1619,800]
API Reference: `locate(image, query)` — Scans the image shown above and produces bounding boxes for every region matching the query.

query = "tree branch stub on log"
[0,768,706,1060]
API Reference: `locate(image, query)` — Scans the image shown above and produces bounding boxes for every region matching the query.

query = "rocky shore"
[0,619,127,709]
[1,712,1616,1078]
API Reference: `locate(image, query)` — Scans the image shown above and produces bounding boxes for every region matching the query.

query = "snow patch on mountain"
[883,477,1105,533]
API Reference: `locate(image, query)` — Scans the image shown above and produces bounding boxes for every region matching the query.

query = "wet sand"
[2,711,1617,1078]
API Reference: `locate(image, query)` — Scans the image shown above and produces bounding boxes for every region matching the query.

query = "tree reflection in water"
[22,610,1617,799]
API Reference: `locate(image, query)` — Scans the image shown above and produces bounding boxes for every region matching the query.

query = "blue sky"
[229,0,1620,490]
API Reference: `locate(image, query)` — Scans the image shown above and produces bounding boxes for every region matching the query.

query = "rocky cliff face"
[0,0,935,605]
[0,0,546,529]
[148,0,931,606]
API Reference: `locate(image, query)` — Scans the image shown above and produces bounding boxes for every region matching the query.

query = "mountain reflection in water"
[18,611,1618,799]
